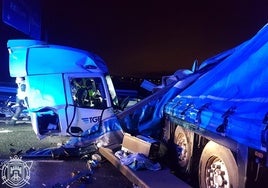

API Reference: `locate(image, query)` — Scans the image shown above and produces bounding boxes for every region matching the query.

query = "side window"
[70,77,107,109]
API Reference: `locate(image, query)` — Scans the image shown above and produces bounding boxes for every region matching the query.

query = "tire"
[173,126,193,172]
[199,141,239,188]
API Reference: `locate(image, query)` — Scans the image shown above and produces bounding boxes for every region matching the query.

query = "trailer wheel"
[174,126,193,172]
[199,141,238,188]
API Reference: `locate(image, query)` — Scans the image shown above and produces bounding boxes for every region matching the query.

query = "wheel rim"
[174,131,188,167]
[205,157,230,188]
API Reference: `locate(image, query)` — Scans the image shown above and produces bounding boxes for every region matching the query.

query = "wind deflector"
[7,39,46,77]
[7,39,109,76]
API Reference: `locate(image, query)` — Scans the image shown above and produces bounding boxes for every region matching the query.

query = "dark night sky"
[1,0,268,82]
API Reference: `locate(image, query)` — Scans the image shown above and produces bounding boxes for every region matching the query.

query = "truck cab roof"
[8,39,108,77]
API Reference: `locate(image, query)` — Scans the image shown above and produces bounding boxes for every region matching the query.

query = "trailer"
[163,24,268,187]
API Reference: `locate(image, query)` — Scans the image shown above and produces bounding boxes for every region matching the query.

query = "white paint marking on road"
[0,129,13,133]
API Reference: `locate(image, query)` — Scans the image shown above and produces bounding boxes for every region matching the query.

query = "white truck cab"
[8,39,119,139]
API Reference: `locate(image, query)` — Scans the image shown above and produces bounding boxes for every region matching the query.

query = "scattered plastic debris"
[115,151,161,171]
[52,153,102,187]
[52,169,93,188]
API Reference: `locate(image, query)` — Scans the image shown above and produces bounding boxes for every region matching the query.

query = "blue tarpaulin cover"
[165,23,268,152]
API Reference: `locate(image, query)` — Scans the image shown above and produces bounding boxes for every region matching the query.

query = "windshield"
[70,77,107,109]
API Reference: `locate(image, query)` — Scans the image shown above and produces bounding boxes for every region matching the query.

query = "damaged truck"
[7,23,268,188]
[7,39,123,140]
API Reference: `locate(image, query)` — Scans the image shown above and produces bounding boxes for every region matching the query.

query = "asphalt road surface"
[0,121,133,188]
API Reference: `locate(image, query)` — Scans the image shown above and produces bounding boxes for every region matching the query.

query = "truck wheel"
[174,126,193,172]
[199,141,238,188]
